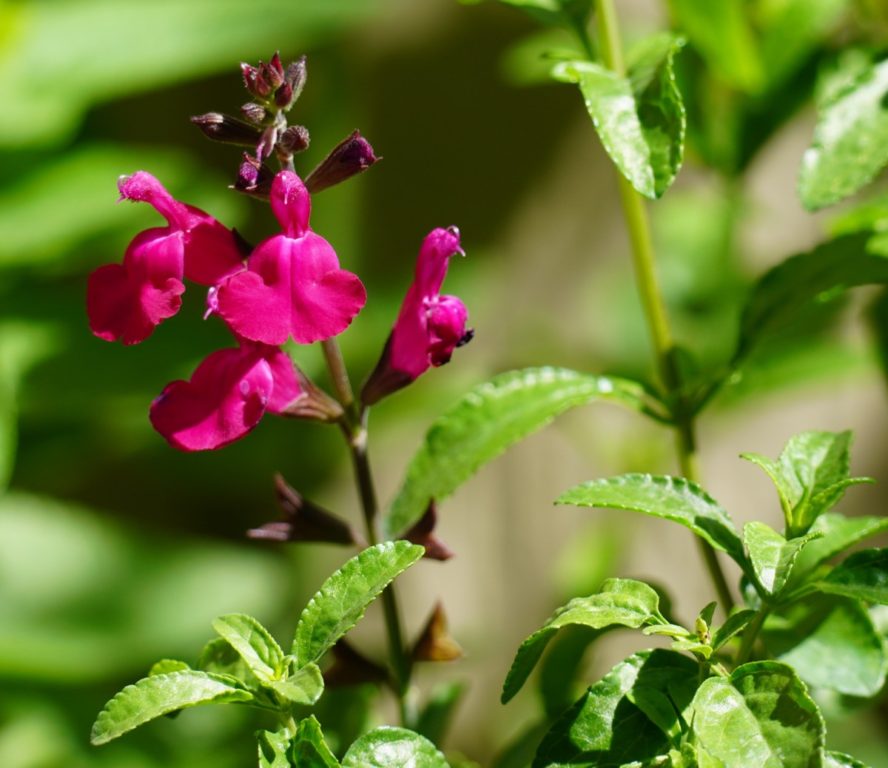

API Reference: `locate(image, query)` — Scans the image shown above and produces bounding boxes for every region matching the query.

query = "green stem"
[321,338,412,724]
[593,0,735,614]
[735,609,768,665]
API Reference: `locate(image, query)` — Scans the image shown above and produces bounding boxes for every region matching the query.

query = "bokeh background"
[2,0,888,765]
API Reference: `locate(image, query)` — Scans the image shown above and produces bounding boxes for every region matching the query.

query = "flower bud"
[285,56,307,104]
[305,131,380,194]
[233,153,274,198]
[241,102,267,124]
[413,602,462,662]
[241,62,273,98]
[278,125,310,155]
[190,112,262,146]
[263,52,285,89]
[246,474,365,546]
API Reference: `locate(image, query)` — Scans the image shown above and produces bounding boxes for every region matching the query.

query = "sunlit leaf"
[268,662,324,706]
[385,368,658,538]
[258,729,292,768]
[211,614,284,683]
[293,542,424,666]
[342,727,449,767]
[818,549,888,605]
[743,522,820,596]
[291,716,341,768]
[791,513,888,582]
[90,670,252,745]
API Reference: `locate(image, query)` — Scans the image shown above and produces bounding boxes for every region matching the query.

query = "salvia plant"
[82,0,888,766]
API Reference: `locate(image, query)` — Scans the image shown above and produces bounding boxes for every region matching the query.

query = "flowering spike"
[190,113,262,146]
[216,170,367,345]
[412,602,463,662]
[361,227,470,405]
[304,131,380,194]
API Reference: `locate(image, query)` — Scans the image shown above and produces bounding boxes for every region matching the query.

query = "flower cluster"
[86,53,472,451]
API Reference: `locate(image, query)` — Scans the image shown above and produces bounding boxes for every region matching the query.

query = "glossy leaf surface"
[342,727,449,767]
[211,613,284,683]
[789,513,888,582]
[743,522,820,596]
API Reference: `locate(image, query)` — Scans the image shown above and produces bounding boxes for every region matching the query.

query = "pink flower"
[215,171,366,345]
[362,227,471,405]
[86,172,245,344]
[149,341,302,451]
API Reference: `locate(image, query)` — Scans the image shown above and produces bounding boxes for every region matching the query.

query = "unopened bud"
[278,125,310,155]
[241,102,267,124]
[285,56,307,104]
[190,112,262,146]
[247,474,365,546]
[233,153,274,198]
[274,82,294,109]
[265,52,285,88]
[241,62,273,98]
[413,602,462,662]
[305,131,380,194]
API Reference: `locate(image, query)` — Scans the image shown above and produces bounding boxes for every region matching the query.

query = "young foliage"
[688,662,824,767]
[502,578,666,703]
[90,670,252,745]
[291,716,341,768]
[790,513,888,582]
[293,541,424,666]
[743,522,820,597]
[212,613,285,682]
[384,367,659,538]
[799,59,888,210]
[557,474,745,564]
[341,727,449,767]
[552,34,686,199]
[258,729,293,768]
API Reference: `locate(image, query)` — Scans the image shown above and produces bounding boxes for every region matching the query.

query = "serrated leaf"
[416,681,466,746]
[553,33,686,199]
[196,636,259,687]
[292,716,341,768]
[385,368,656,538]
[533,650,698,768]
[557,474,745,564]
[689,662,824,767]
[766,596,887,697]
[711,609,757,651]
[148,659,190,676]
[791,513,888,582]
[825,752,871,768]
[212,613,284,683]
[269,662,324,705]
[671,0,763,92]
[817,548,888,604]
[90,670,252,745]
[342,726,449,767]
[799,59,888,210]
[744,522,821,596]
[293,542,424,666]
[502,579,663,703]
[735,235,888,366]
[258,729,292,768]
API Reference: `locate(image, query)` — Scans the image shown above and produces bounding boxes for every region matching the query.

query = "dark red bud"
[285,56,307,103]
[260,60,284,90]
[304,130,380,194]
[413,602,462,662]
[278,125,310,155]
[402,501,454,561]
[241,61,273,98]
[233,153,274,198]
[241,102,267,124]
[274,82,294,109]
[270,52,285,81]
[190,112,262,146]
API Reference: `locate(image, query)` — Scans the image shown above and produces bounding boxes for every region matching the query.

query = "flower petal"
[414,226,462,297]
[257,344,303,413]
[427,294,468,366]
[270,170,311,238]
[150,346,275,451]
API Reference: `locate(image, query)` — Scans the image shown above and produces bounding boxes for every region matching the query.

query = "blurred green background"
[2,0,888,765]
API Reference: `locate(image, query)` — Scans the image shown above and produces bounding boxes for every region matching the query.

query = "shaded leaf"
[269,662,324,705]
[711,609,757,651]
[743,522,820,596]
[293,542,424,666]
[342,726,449,767]
[791,513,888,581]
[385,368,657,538]
[799,59,888,210]
[689,662,824,767]
[502,579,663,704]
[818,548,888,604]
[538,624,599,718]
[90,670,252,745]
[415,681,466,747]
[533,650,698,768]
[557,474,745,563]
[292,716,341,768]
[211,613,284,683]
[553,33,686,199]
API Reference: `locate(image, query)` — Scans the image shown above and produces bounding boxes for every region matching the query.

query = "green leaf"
[269,662,324,705]
[293,542,424,666]
[799,59,888,210]
[342,727,449,767]
[385,368,657,538]
[416,681,466,747]
[825,752,871,768]
[196,636,258,686]
[291,716,341,768]
[533,650,698,767]
[211,613,284,683]
[743,522,821,596]
[502,579,663,704]
[148,659,190,676]
[553,33,686,199]
[538,624,599,718]
[557,474,745,564]
[791,513,888,581]
[817,548,888,604]
[766,596,886,697]
[711,609,757,651]
[90,670,252,745]
[688,662,824,767]
[258,729,293,768]
[496,0,590,27]
[735,235,888,366]
[670,0,763,92]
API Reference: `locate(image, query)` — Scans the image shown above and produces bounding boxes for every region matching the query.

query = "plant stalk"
[321,338,412,724]
[594,0,735,614]
[735,609,767,665]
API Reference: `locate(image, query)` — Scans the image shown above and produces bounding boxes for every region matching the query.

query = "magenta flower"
[215,171,366,345]
[362,227,471,405]
[87,172,245,344]
[149,341,302,451]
